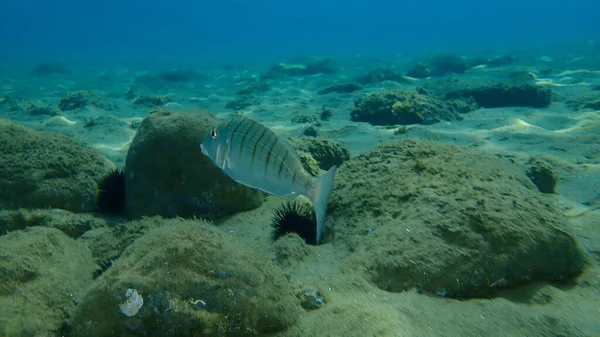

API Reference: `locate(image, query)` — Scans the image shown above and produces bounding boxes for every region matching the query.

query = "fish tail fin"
[311,166,337,244]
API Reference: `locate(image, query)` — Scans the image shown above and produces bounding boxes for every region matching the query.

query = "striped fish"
[200,117,336,244]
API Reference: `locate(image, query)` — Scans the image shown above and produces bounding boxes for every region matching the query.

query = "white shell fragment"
[119,288,144,317]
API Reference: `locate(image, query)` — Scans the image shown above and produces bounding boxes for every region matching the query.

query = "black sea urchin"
[271,201,318,245]
[97,167,126,216]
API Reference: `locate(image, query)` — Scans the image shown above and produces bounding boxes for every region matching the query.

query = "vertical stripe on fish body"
[200,117,336,243]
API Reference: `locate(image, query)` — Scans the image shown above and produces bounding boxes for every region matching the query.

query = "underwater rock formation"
[425,78,553,108]
[0,227,96,335]
[425,54,468,76]
[350,88,476,125]
[289,136,351,171]
[406,63,430,78]
[328,139,587,298]
[445,81,552,108]
[236,82,271,95]
[58,90,117,111]
[124,110,264,219]
[0,119,114,212]
[526,157,559,194]
[355,68,410,85]
[70,219,303,335]
[317,83,362,95]
[0,208,108,238]
[224,95,260,110]
[132,94,172,107]
[24,101,61,116]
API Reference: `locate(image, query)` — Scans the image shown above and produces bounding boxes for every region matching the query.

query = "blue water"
[1,0,597,63]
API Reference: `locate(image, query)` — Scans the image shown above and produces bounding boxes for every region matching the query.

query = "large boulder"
[0,119,114,212]
[0,227,96,336]
[70,218,303,336]
[124,110,264,219]
[328,139,587,298]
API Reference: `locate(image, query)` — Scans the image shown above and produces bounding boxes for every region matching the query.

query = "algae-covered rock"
[351,88,473,125]
[0,227,96,336]
[124,110,264,219]
[0,119,114,212]
[0,208,108,238]
[329,139,586,298]
[446,81,552,108]
[527,157,558,194]
[425,54,468,76]
[289,136,351,171]
[70,218,303,336]
[406,63,430,78]
[224,95,260,110]
[58,90,117,111]
[317,83,362,95]
[79,216,174,266]
[425,79,553,108]
[355,68,410,85]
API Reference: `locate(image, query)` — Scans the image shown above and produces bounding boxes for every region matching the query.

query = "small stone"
[298,288,325,310]
[119,288,144,317]
[527,157,558,194]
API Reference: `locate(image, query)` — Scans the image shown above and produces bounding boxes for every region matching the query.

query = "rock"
[297,288,325,310]
[356,68,409,85]
[24,101,61,116]
[406,63,430,78]
[444,81,552,108]
[236,82,270,95]
[224,95,260,110]
[426,54,468,76]
[58,90,117,111]
[69,219,303,335]
[350,88,472,125]
[317,83,362,95]
[328,139,587,298]
[273,233,311,266]
[124,110,264,219]
[263,57,337,78]
[303,125,319,137]
[79,216,174,266]
[297,152,321,176]
[0,119,114,212]
[487,55,515,67]
[320,106,333,121]
[0,208,108,238]
[291,113,318,124]
[135,69,199,85]
[0,227,95,335]
[289,136,351,171]
[132,95,171,107]
[527,157,558,194]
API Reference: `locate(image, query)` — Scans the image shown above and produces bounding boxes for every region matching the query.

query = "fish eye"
[210,128,218,139]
